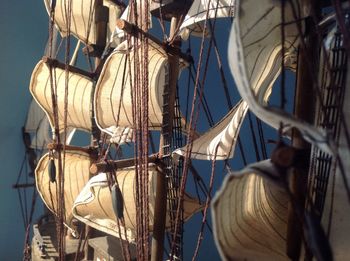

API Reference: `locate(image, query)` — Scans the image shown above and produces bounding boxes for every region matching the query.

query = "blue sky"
[0,1,47,259]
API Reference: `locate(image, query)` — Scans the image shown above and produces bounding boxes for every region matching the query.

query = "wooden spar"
[94,0,108,65]
[12,183,35,189]
[89,154,160,174]
[42,56,96,79]
[286,3,320,259]
[151,16,181,261]
[47,143,97,156]
[116,19,193,64]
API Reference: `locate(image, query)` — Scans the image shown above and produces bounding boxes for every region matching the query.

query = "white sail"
[29,116,51,150]
[173,100,248,160]
[212,170,289,260]
[72,165,203,241]
[179,0,235,40]
[43,0,122,45]
[228,0,335,155]
[30,59,93,132]
[105,126,134,144]
[111,0,152,42]
[35,150,91,232]
[94,42,168,132]
[25,99,49,133]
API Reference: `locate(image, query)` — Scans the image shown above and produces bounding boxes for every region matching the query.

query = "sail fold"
[228,0,335,155]
[35,150,91,232]
[72,165,203,241]
[43,0,122,45]
[212,170,289,260]
[30,60,93,132]
[179,0,235,40]
[173,100,248,160]
[94,42,168,132]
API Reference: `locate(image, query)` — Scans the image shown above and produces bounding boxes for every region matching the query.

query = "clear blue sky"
[0,1,47,259]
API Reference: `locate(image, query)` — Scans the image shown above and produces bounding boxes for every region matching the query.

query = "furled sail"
[72,165,203,241]
[43,0,123,45]
[179,0,235,40]
[212,170,289,260]
[94,42,168,132]
[35,149,91,232]
[173,100,248,160]
[30,59,93,132]
[228,0,335,154]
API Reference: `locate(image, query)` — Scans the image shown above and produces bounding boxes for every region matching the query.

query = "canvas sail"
[72,164,203,241]
[30,59,93,133]
[43,0,122,45]
[212,171,289,260]
[94,42,168,132]
[228,0,335,154]
[174,100,248,160]
[179,0,235,40]
[25,100,52,150]
[35,150,91,232]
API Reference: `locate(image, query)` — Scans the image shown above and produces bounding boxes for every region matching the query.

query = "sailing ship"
[13,0,350,260]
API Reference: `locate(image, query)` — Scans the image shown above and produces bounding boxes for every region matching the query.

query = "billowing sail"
[94,42,168,132]
[174,100,248,160]
[179,0,235,40]
[72,165,203,241]
[30,59,93,132]
[43,0,122,45]
[228,0,335,154]
[212,171,289,260]
[35,150,91,232]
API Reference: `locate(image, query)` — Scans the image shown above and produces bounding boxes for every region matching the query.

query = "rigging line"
[291,0,350,147]
[303,5,350,205]
[326,156,337,237]
[23,188,38,257]
[189,67,214,126]
[192,145,219,261]
[332,0,350,57]
[73,225,85,261]
[17,188,27,231]
[185,45,192,129]
[23,160,29,228]
[280,0,286,111]
[171,0,221,256]
[289,0,350,172]
[247,111,261,161]
[257,118,268,159]
[208,20,233,109]
[189,164,214,234]
[208,19,248,166]
[15,154,27,186]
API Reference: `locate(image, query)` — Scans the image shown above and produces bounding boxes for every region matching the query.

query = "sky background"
[0,1,295,260]
[0,1,48,259]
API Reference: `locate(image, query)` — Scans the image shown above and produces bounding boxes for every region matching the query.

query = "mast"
[152,15,181,261]
[286,0,321,259]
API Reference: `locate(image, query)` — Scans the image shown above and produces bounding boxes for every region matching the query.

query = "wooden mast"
[152,15,180,261]
[286,0,321,259]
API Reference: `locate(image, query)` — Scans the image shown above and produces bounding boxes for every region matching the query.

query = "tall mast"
[151,15,181,261]
[287,0,321,259]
